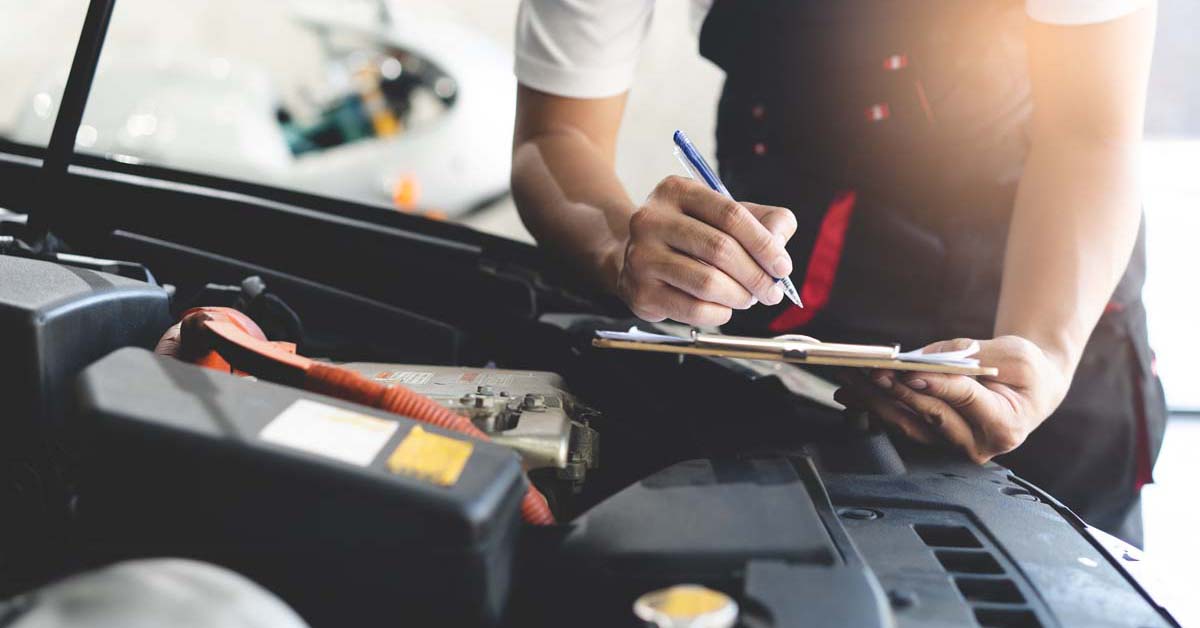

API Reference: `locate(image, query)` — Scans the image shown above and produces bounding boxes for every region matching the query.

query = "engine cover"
[0,255,169,435]
[525,454,1173,628]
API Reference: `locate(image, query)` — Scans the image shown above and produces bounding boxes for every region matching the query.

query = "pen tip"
[777,277,803,307]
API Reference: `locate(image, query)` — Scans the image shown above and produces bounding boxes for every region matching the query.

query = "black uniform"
[700,0,1166,545]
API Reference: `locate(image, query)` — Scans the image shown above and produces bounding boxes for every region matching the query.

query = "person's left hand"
[833,336,1071,464]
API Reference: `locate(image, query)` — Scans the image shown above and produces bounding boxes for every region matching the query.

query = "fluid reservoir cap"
[633,584,738,628]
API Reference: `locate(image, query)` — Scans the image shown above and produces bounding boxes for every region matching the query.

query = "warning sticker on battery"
[260,399,398,467]
[386,426,473,487]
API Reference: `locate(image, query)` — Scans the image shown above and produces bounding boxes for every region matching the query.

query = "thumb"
[918,337,977,355]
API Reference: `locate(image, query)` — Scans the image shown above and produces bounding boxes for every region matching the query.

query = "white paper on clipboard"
[897,341,981,367]
[594,326,690,344]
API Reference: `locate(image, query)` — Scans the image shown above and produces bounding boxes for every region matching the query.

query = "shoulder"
[515,0,656,99]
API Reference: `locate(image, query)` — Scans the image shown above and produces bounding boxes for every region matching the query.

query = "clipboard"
[592,330,998,376]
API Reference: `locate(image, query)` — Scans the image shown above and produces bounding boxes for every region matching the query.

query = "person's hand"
[615,175,797,326]
[833,336,1071,464]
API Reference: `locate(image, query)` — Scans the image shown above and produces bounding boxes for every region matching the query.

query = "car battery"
[72,347,527,627]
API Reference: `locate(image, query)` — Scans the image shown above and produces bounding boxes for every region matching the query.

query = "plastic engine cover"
[536,456,892,628]
[0,255,169,435]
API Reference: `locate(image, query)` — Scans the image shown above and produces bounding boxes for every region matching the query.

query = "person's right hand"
[615,175,797,326]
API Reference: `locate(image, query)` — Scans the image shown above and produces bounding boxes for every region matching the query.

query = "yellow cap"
[633,584,737,628]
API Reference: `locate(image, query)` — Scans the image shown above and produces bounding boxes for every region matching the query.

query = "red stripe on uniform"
[769,191,858,333]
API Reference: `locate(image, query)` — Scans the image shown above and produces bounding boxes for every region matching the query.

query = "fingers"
[896,372,984,410]
[838,376,940,445]
[893,370,1015,425]
[624,277,734,327]
[835,372,939,445]
[655,216,785,305]
[655,176,794,281]
[876,377,987,462]
[652,283,734,326]
[648,253,756,310]
[872,368,1025,462]
[743,202,798,243]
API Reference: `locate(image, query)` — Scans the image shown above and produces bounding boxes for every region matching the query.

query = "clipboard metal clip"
[691,330,899,361]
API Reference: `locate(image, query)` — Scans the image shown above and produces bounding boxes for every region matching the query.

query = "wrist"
[1035,336,1078,379]
[1007,332,1077,390]
[595,236,627,296]
[994,317,1080,377]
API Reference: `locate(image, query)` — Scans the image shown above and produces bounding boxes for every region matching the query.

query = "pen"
[672,130,803,308]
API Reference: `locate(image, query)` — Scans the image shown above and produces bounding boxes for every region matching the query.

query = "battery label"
[374,371,435,386]
[386,426,473,487]
[260,399,398,467]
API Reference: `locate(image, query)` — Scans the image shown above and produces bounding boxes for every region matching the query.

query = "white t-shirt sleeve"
[514,0,1151,99]
[515,0,655,99]
[1026,0,1152,24]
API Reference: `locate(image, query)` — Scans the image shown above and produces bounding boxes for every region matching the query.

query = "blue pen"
[672,130,803,307]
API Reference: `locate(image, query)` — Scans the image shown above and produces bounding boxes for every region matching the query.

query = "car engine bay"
[0,238,1176,627]
[0,0,1184,622]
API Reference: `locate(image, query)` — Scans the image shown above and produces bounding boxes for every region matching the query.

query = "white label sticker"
[375,371,434,386]
[260,399,398,467]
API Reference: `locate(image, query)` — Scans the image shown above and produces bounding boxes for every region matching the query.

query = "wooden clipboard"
[591,336,998,377]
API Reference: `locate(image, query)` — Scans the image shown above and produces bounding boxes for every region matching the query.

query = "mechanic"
[509,0,1163,545]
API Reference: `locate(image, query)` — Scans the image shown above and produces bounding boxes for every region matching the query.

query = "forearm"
[995,139,1143,378]
[511,126,635,294]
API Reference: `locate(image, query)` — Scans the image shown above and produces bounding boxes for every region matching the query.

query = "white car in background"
[8,0,515,217]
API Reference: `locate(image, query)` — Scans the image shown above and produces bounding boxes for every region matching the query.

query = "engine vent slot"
[973,607,1042,628]
[935,550,1004,575]
[914,524,983,548]
[955,577,1025,604]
